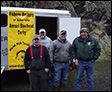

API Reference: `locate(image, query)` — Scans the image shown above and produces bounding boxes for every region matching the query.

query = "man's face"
[33,38,40,46]
[39,32,46,39]
[80,31,88,39]
[60,33,67,40]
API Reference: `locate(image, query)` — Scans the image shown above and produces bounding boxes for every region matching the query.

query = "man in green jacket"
[71,28,101,91]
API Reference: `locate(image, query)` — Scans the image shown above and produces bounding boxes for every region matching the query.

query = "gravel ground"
[1,62,111,91]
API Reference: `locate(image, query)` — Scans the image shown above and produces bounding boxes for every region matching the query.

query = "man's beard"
[40,35,45,39]
[81,35,88,39]
[33,42,40,46]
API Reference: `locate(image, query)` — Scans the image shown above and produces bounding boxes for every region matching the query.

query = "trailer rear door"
[59,17,80,44]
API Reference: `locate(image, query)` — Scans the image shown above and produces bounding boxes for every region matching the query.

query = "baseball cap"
[33,34,40,40]
[60,30,67,35]
[80,27,89,33]
[39,28,46,33]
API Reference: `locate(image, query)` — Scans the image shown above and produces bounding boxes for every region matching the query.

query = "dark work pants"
[29,68,48,91]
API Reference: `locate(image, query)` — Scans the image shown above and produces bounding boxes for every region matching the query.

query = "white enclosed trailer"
[1,7,80,73]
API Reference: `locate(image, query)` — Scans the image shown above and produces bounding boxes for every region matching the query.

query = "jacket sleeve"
[49,41,55,63]
[44,46,50,68]
[48,39,52,52]
[69,44,73,63]
[71,39,77,59]
[93,39,101,61]
[24,47,31,71]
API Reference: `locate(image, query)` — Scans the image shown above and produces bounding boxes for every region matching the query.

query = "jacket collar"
[57,37,67,43]
[78,35,92,42]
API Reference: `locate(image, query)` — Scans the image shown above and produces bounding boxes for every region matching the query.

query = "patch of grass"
[94,62,111,76]
[96,47,111,63]
[67,61,111,81]
[67,69,77,82]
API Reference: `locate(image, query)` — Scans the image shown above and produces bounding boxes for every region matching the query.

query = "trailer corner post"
[1,66,5,74]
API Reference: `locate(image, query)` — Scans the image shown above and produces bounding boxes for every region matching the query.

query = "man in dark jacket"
[24,34,50,91]
[71,28,101,91]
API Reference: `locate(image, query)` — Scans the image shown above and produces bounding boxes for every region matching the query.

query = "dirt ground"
[1,62,111,91]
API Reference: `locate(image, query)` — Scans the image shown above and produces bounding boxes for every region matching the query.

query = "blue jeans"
[53,62,69,86]
[75,60,94,91]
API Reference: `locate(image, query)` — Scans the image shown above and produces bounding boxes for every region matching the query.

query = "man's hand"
[45,68,49,72]
[26,69,31,74]
[75,59,79,66]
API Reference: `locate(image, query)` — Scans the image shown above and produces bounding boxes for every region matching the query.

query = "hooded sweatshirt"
[49,37,72,63]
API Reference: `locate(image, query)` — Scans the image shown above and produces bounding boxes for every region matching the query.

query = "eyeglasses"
[61,33,66,35]
[34,38,39,40]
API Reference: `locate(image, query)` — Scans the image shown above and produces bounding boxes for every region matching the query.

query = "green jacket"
[71,35,101,61]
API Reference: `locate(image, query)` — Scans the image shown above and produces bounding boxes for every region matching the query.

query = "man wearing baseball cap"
[49,30,72,91]
[71,27,101,91]
[39,28,52,50]
[24,34,50,91]
[38,28,52,90]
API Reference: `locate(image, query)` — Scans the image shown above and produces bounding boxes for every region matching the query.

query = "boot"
[53,86,59,91]
[59,83,65,91]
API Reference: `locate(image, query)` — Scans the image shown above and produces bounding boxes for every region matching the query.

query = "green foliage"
[60,1,69,8]
[108,9,111,17]
[96,48,111,63]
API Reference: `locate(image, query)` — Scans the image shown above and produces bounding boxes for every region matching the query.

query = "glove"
[73,62,75,66]
[69,67,72,71]
[69,62,75,71]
